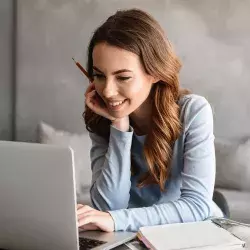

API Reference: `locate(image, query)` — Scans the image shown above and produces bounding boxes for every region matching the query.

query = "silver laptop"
[0,141,135,250]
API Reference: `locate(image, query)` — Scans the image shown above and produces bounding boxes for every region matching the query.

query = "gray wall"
[4,0,250,141]
[0,0,13,140]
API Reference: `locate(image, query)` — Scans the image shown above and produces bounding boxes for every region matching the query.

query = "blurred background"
[1,0,250,141]
[0,0,250,222]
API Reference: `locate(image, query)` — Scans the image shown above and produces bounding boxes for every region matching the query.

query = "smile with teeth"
[108,100,126,107]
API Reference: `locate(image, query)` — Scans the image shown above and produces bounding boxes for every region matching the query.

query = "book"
[137,219,246,250]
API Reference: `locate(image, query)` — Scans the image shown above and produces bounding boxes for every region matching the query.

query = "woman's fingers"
[79,223,98,232]
[77,205,93,215]
[78,210,95,221]
[85,90,97,108]
[85,82,95,97]
[77,204,84,209]
[77,205,96,230]
[85,90,116,121]
[77,208,115,232]
[78,214,96,227]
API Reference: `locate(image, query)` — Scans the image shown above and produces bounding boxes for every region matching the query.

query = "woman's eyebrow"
[93,66,132,75]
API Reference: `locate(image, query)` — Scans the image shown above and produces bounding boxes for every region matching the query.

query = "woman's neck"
[129,97,152,135]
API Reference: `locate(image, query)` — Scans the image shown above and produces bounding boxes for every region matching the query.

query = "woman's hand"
[85,83,116,121]
[77,204,115,232]
[85,83,130,132]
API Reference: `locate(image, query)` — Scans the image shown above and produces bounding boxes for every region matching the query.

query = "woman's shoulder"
[178,93,209,109]
[178,94,213,131]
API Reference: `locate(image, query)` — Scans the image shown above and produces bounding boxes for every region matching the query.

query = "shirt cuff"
[110,124,134,134]
[108,209,128,231]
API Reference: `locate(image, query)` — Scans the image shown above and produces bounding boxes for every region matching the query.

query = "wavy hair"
[84,9,189,191]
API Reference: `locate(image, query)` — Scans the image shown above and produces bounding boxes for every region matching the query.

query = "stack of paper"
[137,220,245,250]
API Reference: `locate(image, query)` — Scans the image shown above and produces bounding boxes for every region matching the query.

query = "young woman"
[77,9,218,232]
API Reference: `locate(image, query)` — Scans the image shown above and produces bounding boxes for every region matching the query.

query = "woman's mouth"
[107,99,127,111]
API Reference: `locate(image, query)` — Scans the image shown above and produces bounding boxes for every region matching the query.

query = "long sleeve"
[89,126,133,211]
[109,96,216,231]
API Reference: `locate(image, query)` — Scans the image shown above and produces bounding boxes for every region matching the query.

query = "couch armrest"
[213,189,230,217]
[214,188,250,224]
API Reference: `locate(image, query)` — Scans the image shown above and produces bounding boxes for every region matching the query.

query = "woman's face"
[92,42,156,118]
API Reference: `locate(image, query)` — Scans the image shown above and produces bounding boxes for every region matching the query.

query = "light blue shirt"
[88,94,216,231]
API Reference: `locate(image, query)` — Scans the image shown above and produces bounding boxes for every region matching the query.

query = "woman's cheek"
[126,80,144,96]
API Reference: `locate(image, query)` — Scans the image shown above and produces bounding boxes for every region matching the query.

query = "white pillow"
[37,122,92,205]
[215,138,250,191]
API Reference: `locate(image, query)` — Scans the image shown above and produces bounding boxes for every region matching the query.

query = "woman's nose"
[102,80,118,99]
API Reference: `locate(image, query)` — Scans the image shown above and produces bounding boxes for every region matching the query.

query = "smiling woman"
[91,43,155,118]
[78,8,219,232]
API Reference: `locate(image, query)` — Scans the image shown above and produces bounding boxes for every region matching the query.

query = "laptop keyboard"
[79,237,107,250]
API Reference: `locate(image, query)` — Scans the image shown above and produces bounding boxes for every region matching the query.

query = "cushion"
[215,189,250,223]
[215,138,250,191]
[37,122,92,205]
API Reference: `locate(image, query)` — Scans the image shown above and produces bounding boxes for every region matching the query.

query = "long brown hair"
[84,9,189,191]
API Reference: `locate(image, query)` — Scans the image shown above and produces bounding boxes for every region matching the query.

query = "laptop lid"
[0,141,79,250]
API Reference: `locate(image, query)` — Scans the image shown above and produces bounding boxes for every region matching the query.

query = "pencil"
[72,57,91,81]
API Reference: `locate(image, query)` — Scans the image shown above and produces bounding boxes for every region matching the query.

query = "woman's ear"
[151,76,160,84]
[146,74,160,85]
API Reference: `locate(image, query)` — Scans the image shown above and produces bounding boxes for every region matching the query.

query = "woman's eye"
[117,76,131,81]
[93,74,105,79]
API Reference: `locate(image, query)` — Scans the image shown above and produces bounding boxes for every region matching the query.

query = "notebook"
[137,220,245,250]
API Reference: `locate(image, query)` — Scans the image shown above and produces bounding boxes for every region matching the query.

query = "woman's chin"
[109,112,128,119]
[108,109,132,119]
[107,102,133,118]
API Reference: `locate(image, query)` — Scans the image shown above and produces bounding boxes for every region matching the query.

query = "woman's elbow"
[193,199,214,221]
